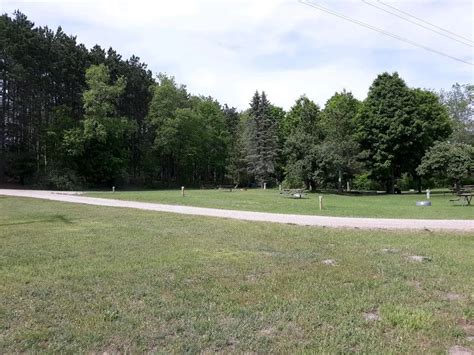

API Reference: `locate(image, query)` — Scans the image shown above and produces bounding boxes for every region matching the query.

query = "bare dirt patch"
[363,310,381,321]
[448,345,473,355]
[443,292,465,301]
[407,255,431,262]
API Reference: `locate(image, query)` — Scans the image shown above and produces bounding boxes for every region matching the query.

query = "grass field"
[1,196,473,353]
[86,189,474,220]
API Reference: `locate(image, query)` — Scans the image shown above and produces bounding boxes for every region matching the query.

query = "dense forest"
[1,11,473,191]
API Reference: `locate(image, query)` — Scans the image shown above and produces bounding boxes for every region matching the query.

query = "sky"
[1,0,473,110]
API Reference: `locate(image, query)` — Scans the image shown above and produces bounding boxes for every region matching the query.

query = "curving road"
[1,189,473,232]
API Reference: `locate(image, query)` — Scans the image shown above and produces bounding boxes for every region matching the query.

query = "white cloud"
[2,0,473,109]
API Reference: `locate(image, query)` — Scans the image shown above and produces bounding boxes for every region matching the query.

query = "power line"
[298,0,473,66]
[377,0,474,45]
[362,0,473,48]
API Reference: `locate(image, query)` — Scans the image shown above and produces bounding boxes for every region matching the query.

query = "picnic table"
[457,192,473,206]
[450,191,474,206]
[280,188,306,199]
[449,185,474,194]
[218,184,237,192]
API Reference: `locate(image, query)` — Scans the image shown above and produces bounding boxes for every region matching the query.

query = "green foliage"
[320,90,361,190]
[245,91,280,185]
[83,64,127,117]
[283,96,321,188]
[417,141,474,184]
[146,76,230,185]
[43,168,83,190]
[406,88,452,173]
[282,161,306,189]
[351,173,380,191]
[63,64,133,185]
[281,95,320,137]
[226,113,250,185]
[440,83,474,144]
[397,173,415,191]
[356,72,452,192]
[0,12,468,190]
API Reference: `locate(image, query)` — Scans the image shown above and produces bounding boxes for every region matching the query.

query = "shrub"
[44,169,83,190]
[352,172,380,191]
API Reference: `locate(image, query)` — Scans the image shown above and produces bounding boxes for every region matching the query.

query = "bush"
[44,169,83,190]
[352,173,380,191]
[282,177,304,189]
[398,173,414,191]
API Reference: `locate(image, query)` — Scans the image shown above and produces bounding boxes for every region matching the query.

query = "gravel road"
[1,189,473,231]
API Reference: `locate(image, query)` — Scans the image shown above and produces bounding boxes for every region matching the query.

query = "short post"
[263,182,267,190]
[181,186,185,197]
[347,181,350,191]
[112,186,115,193]
[319,195,323,210]
[279,184,282,191]
[426,188,430,200]
[309,184,312,191]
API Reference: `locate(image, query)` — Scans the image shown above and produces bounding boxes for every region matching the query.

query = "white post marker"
[263,182,267,190]
[279,184,282,191]
[347,181,350,191]
[319,195,323,210]
[426,189,430,200]
[112,186,115,193]
[181,186,185,197]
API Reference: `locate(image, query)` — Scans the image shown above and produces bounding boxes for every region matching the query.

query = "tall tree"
[245,91,279,185]
[439,83,473,145]
[63,64,132,185]
[146,74,190,183]
[193,96,229,183]
[405,88,452,191]
[226,112,250,185]
[356,73,452,192]
[320,90,361,192]
[283,96,321,189]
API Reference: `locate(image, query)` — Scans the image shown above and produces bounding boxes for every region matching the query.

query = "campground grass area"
[86,189,474,220]
[1,196,473,353]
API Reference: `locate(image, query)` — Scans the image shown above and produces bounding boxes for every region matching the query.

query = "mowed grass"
[1,197,473,353]
[87,189,474,219]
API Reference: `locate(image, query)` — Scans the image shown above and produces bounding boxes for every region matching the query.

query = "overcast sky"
[2,0,473,110]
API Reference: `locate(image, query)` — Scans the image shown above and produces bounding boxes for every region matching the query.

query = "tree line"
[1,11,472,191]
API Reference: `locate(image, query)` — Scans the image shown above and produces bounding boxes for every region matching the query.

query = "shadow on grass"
[0,214,74,227]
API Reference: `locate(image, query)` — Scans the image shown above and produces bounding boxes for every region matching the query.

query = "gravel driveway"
[1,189,473,231]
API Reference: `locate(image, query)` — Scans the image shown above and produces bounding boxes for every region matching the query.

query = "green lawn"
[86,189,474,219]
[1,196,473,353]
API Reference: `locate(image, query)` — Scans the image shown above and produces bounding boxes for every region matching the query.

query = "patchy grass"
[86,189,474,219]
[1,196,473,353]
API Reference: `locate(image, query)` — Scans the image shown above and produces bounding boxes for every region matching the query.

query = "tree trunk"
[0,76,6,183]
[338,169,342,193]
[388,165,395,194]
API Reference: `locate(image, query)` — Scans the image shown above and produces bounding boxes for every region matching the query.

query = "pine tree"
[245,91,279,185]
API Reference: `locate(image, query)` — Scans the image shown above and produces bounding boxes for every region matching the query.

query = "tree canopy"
[416,141,473,187]
[0,11,470,191]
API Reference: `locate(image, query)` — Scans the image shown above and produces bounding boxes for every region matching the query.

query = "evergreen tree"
[245,91,279,185]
